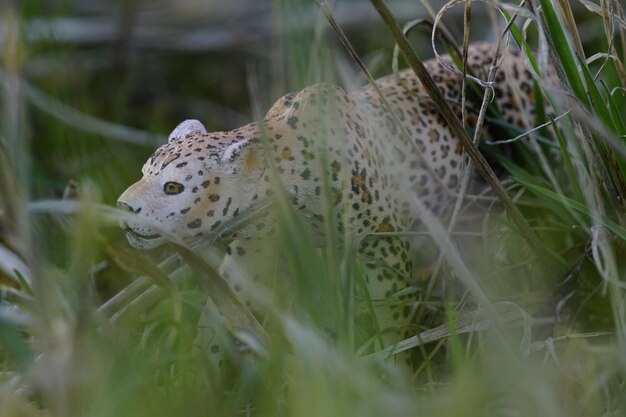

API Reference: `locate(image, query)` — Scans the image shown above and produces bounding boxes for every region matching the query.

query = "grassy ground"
[1,0,626,416]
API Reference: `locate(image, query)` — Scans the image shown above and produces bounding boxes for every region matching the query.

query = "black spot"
[296,135,310,146]
[287,116,299,129]
[176,162,188,168]
[223,197,232,216]
[201,180,211,188]
[209,194,220,202]
[187,219,202,229]
[180,207,191,214]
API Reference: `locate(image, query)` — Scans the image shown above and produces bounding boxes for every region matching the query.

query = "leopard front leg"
[195,235,415,368]
[194,238,278,369]
[219,238,279,310]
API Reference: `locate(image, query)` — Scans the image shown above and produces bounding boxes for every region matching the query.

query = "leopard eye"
[163,181,184,195]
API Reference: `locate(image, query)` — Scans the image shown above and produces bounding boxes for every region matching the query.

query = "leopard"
[117,42,546,365]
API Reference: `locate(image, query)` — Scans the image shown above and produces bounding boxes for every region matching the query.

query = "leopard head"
[117,119,268,249]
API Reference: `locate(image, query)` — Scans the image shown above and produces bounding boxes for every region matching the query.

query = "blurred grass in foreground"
[1,0,626,416]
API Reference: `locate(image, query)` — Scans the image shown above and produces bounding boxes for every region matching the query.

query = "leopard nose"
[117,201,141,214]
[117,200,142,230]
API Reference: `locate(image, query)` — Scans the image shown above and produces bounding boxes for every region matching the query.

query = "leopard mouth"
[123,227,167,250]
[124,227,161,240]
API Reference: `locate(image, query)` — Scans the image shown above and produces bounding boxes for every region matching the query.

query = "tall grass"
[1,0,626,416]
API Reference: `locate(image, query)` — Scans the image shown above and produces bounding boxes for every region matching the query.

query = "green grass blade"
[444,304,464,372]
[579,61,626,203]
[0,317,32,370]
[539,0,589,106]
[579,57,617,133]
[517,179,626,241]
[500,8,540,75]
[499,158,580,231]
[551,115,584,203]
[603,81,626,137]
[106,245,183,322]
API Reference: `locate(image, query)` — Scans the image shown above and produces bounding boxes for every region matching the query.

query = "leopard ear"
[221,138,263,174]
[168,119,207,143]
[221,138,253,163]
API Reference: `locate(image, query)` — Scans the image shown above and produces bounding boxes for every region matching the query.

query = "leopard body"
[117,43,542,359]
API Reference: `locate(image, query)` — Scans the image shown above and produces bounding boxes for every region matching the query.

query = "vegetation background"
[1,0,625,416]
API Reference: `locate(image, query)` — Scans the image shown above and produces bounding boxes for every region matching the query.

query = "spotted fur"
[118,43,544,363]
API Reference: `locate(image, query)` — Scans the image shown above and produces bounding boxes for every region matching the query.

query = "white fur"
[168,119,207,143]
